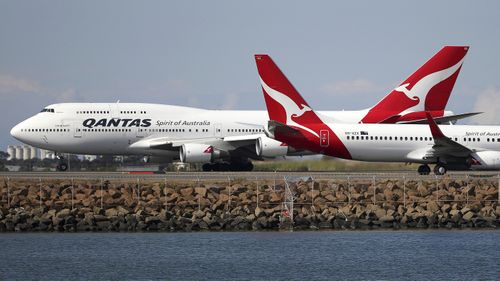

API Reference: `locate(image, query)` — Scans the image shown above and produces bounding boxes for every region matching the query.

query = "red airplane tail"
[255,54,312,124]
[255,54,352,159]
[361,46,469,123]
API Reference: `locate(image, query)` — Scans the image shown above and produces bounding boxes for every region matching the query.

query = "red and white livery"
[256,49,500,175]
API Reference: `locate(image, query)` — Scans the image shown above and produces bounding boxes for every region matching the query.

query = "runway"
[1,170,499,181]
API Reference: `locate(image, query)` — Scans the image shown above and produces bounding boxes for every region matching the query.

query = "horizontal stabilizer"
[398,112,482,124]
[267,120,302,138]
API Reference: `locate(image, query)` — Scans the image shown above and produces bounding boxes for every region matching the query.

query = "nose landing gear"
[56,163,68,171]
[55,153,68,172]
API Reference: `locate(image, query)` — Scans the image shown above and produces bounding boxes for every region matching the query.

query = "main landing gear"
[202,161,254,172]
[417,164,447,175]
[433,164,447,175]
[56,153,68,172]
[417,164,431,175]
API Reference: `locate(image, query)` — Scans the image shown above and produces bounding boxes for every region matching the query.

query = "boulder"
[195,187,207,198]
[56,208,71,219]
[373,207,386,219]
[383,189,393,201]
[426,201,439,213]
[417,183,429,197]
[270,192,282,202]
[324,194,336,202]
[441,204,451,213]
[254,207,263,217]
[463,211,475,221]
[145,216,161,224]
[307,190,320,200]
[180,187,194,197]
[245,214,256,222]
[379,215,394,222]
[193,210,205,219]
[105,208,119,217]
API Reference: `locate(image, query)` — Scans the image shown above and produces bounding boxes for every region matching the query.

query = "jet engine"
[255,137,289,158]
[180,143,226,163]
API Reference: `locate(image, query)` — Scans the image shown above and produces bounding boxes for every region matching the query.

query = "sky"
[1,0,500,150]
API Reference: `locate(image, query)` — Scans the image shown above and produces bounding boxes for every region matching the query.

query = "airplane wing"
[408,113,472,161]
[426,112,471,156]
[129,137,221,151]
[129,134,267,159]
[397,112,482,124]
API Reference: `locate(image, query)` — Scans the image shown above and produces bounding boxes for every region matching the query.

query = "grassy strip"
[253,158,418,172]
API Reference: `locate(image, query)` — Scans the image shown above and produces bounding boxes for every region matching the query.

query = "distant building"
[15,146,23,160]
[6,145,40,160]
[7,145,15,160]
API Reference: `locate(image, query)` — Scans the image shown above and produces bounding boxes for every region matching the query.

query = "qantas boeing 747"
[10,46,472,171]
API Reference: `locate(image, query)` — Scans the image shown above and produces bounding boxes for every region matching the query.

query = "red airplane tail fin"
[361,46,469,123]
[255,54,312,124]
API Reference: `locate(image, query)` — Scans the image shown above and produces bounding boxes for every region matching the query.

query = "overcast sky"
[1,1,500,150]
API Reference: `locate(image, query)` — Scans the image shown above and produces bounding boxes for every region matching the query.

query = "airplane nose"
[10,124,21,140]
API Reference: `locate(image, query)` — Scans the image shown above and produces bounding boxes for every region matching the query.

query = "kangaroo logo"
[260,78,319,138]
[393,57,465,112]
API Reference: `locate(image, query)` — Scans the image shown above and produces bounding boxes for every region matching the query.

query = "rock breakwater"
[0,176,499,232]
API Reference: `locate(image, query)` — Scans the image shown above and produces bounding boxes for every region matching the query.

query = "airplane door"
[73,121,82,138]
[214,123,222,137]
[109,103,120,119]
[320,130,329,147]
[136,127,145,138]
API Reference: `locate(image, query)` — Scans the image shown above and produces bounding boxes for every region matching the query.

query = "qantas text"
[83,118,152,128]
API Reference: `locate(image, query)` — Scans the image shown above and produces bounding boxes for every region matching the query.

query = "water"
[0,230,499,281]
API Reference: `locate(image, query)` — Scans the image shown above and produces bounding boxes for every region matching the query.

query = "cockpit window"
[40,108,55,113]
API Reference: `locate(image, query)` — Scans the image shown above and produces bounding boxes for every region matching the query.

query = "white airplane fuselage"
[10,102,374,158]
[270,120,500,171]
[333,123,500,166]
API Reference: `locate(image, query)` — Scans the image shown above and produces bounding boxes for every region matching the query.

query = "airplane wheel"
[434,164,446,175]
[212,163,221,172]
[202,163,212,172]
[417,164,431,175]
[219,163,231,171]
[57,163,68,172]
[243,162,254,171]
[229,161,253,171]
